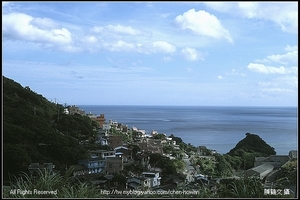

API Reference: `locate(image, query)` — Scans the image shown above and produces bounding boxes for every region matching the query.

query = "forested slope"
[3,76,97,181]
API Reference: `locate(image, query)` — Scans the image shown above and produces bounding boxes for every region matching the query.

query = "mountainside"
[226,132,276,169]
[228,132,276,156]
[3,76,96,181]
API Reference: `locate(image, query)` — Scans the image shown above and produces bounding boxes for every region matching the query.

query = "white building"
[142,171,161,188]
[127,177,151,190]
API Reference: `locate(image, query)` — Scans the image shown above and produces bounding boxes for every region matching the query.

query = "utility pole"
[54,98,59,122]
[57,104,60,122]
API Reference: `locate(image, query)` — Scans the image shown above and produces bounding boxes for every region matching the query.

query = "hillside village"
[28,105,297,197]
[3,76,297,198]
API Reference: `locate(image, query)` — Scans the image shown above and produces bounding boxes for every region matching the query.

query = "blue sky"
[2,2,298,106]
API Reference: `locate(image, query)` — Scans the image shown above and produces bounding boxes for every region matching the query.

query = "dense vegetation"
[3,169,294,198]
[3,76,98,182]
[3,169,106,198]
[227,132,276,169]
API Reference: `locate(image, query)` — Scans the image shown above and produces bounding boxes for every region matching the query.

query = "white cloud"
[205,2,298,34]
[277,75,298,88]
[258,75,298,89]
[3,12,75,51]
[91,24,142,35]
[138,41,176,54]
[260,88,294,93]
[181,47,203,61]
[256,76,297,99]
[248,45,298,76]
[83,35,98,44]
[266,50,298,65]
[285,45,298,52]
[173,9,233,43]
[259,45,298,65]
[247,63,297,74]
[103,40,136,52]
[258,82,272,87]
[217,75,225,79]
[30,17,60,29]
[2,12,176,55]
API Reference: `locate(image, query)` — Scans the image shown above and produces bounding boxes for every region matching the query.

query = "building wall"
[106,157,123,174]
[68,105,85,115]
[245,164,274,179]
[78,158,106,175]
[92,114,106,128]
[109,136,124,149]
[89,150,115,158]
[138,139,163,154]
[142,172,161,187]
[127,177,151,189]
[254,155,289,168]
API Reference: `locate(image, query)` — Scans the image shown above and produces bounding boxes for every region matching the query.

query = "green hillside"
[3,76,97,181]
[227,132,276,169]
[228,132,276,156]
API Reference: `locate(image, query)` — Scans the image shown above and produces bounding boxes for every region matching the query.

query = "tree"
[149,153,162,167]
[111,173,127,190]
[152,133,166,140]
[214,154,233,177]
[3,144,32,180]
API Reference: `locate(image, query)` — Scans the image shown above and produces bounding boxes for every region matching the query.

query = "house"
[135,151,150,167]
[138,138,163,154]
[108,120,119,129]
[67,105,85,116]
[63,108,69,114]
[102,124,111,132]
[244,163,274,179]
[114,123,128,133]
[105,157,123,174]
[71,164,89,176]
[109,136,124,149]
[28,163,55,176]
[127,177,151,190]
[142,171,161,188]
[97,128,108,137]
[86,112,97,119]
[89,149,115,158]
[114,146,132,162]
[254,155,289,168]
[92,114,106,128]
[121,125,128,133]
[289,150,297,160]
[95,136,109,146]
[77,157,106,175]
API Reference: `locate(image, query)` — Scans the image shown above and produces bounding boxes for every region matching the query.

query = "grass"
[3,168,105,198]
[3,169,295,198]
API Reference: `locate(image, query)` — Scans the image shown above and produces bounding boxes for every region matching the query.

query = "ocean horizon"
[78,105,298,155]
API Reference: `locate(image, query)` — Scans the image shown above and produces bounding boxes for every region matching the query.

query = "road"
[182,153,196,183]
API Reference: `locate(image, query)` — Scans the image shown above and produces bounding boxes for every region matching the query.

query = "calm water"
[79,105,298,155]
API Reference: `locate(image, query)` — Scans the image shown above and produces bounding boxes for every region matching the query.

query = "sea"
[78,105,298,155]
